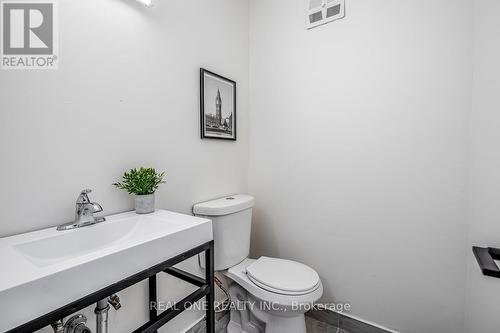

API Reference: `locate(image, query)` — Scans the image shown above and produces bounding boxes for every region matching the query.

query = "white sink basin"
[0,210,212,332]
[14,217,138,267]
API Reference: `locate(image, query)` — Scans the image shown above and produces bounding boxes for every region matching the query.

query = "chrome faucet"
[57,189,106,231]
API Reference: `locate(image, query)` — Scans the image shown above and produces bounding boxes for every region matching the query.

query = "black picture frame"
[200,68,237,141]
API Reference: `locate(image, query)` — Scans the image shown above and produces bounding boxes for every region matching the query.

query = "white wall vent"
[307,0,345,29]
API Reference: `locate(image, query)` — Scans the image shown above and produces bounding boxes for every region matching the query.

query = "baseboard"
[183,309,398,333]
[307,309,401,333]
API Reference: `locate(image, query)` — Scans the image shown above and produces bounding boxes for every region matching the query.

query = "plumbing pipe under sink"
[95,299,110,333]
[61,314,91,333]
[94,294,121,333]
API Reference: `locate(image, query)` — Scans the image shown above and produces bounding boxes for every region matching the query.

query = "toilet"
[193,194,323,333]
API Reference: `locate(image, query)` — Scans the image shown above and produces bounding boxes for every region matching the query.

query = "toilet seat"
[225,258,323,307]
[245,257,320,296]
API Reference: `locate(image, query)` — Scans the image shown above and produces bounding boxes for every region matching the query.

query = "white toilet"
[194,194,323,333]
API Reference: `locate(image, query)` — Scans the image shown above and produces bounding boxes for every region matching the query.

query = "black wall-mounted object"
[473,246,500,279]
[7,241,215,333]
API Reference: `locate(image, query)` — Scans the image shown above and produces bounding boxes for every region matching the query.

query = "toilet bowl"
[224,258,323,333]
[193,195,323,333]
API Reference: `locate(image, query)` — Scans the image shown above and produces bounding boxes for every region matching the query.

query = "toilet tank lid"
[193,194,255,216]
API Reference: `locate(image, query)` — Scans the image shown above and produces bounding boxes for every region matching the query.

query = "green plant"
[113,167,166,195]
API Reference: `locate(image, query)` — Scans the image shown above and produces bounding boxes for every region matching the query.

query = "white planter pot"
[135,194,155,214]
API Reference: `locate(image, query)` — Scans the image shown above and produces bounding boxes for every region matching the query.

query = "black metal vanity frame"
[7,241,215,333]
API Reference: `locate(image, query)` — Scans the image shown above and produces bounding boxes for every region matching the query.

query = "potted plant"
[113,167,166,214]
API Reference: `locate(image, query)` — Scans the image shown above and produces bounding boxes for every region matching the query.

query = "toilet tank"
[193,194,255,271]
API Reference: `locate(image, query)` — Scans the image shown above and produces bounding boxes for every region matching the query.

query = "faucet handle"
[77,189,92,204]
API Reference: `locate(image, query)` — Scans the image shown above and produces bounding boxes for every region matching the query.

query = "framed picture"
[200,68,237,141]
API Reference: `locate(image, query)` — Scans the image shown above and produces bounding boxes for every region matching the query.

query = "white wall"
[465,1,500,331]
[248,1,471,332]
[0,0,249,331]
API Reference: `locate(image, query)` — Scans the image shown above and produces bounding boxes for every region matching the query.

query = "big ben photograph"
[200,68,237,141]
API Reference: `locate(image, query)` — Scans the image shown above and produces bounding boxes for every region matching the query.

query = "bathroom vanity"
[0,210,214,333]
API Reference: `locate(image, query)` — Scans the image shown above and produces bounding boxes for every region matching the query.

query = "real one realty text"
[151,301,352,313]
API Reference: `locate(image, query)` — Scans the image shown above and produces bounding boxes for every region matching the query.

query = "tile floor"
[186,313,347,333]
[306,316,348,333]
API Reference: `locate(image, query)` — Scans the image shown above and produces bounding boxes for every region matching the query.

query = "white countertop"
[0,210,212,331]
